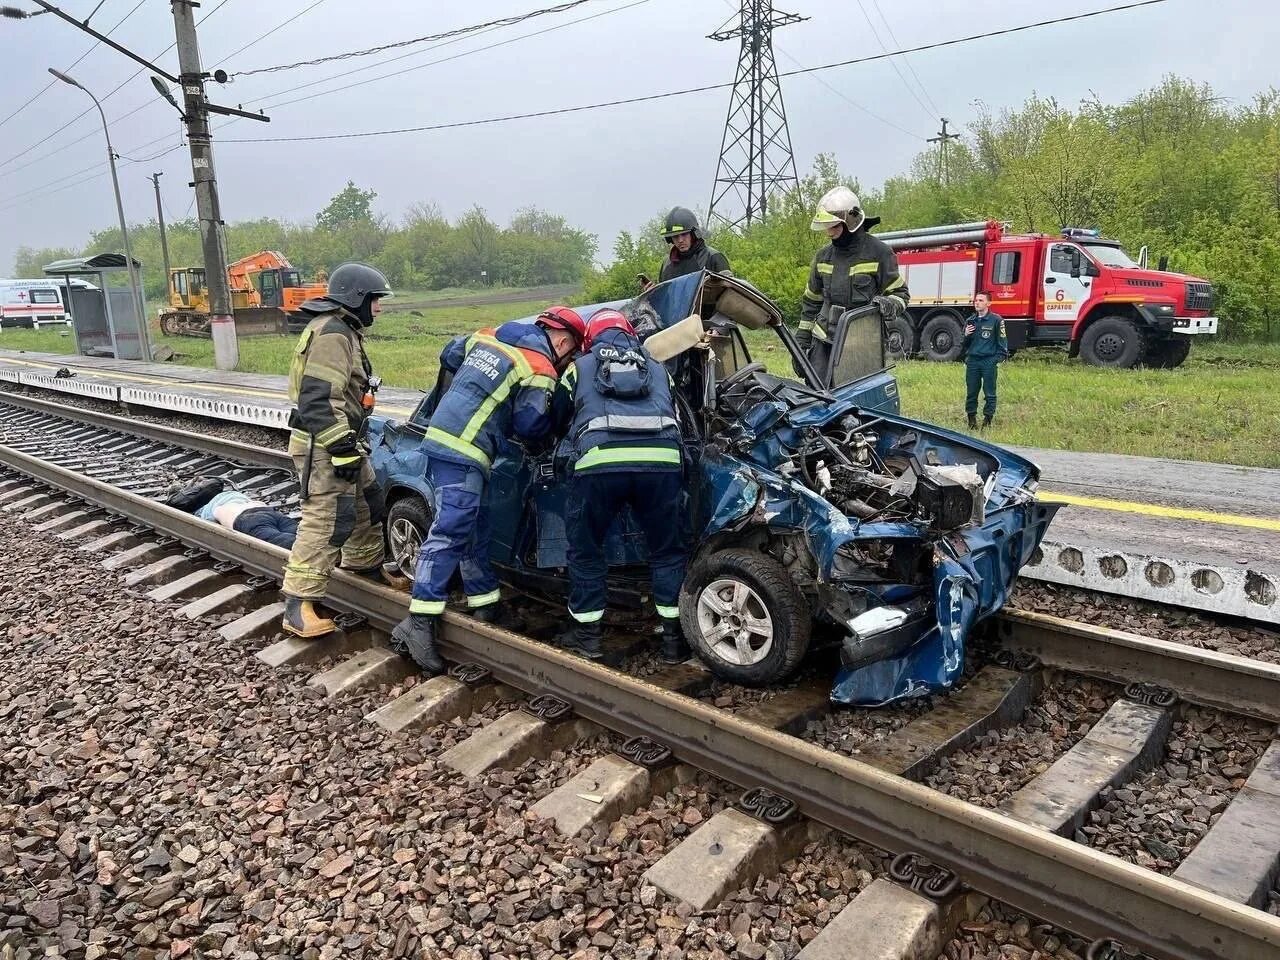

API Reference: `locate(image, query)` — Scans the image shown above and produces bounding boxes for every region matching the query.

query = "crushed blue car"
[368,271,1058,706]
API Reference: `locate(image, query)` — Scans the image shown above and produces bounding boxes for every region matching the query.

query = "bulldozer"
[159,251,328,338]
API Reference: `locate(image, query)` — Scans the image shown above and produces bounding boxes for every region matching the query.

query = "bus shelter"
[43,254,153,361]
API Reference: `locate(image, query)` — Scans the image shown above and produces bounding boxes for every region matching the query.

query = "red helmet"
[583,309,635,350]
[535,305,586,347]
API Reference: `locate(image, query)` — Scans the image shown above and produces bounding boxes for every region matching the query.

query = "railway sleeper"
[440,707,600,778]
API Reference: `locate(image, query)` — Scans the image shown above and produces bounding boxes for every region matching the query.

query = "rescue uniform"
[282,305,386,599]
[659,237,732,283]
[798,224,909,377]
[408,321,560,616]
[555,328,686,625]
[961,310,1008,421]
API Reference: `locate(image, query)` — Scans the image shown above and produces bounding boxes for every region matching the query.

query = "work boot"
[391,614,445,674]
[659,618,690,664]
[469,603,525,633]
[347,563,411,593]
[281,596,337,639]
[967,413,978,429]
[557,622,603,660]
[982,414,994,429]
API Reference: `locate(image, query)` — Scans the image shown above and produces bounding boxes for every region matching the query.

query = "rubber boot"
[347,562,411,593]
[659,618,690,664]
[470,602,525,634]
[391,614,444,674]
[982,414,993,429]
[557,621,603,660]
[967,413,978,429]
[281,596,337,639]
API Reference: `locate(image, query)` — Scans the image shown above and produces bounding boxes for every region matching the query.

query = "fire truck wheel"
[885,317,916,359]
[1144,337,1191,369]
[920,312,965,362]
[1080,316,1146,368]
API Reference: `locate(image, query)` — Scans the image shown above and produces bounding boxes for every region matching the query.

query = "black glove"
[390,614,444,674]
[327,435,365,483]
[872,295,903,319]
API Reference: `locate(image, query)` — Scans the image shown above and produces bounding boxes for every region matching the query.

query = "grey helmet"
[325,261,392,310]
[661,206,701,242]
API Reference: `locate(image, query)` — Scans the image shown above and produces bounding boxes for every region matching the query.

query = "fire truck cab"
[889,222,1217,369]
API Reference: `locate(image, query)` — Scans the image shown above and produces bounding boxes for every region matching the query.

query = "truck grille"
[1185,281,1214,311]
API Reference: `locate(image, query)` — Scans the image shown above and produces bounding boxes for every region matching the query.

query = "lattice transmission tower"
[707,0,808,229]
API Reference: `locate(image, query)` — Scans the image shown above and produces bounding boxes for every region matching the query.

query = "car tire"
[679,549,810,686]
[884,316,916,360]
[385,494,433,579]
[919,311,965,362]
[1143,336,1190,369]
[1079,316,1146,368]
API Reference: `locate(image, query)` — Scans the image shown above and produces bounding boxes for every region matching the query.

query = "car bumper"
[1172,315,1217,335]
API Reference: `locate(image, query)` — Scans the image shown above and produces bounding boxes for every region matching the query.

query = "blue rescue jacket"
[556,328,682,474]
[961,310,1009,362]
[423,321,560,472]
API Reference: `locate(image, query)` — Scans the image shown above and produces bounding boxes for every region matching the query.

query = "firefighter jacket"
[422,321,560,472]
[287,307,372,453]
[659,238,732,283]
[555,328,681,474]
[961,311,1009,361]
[799,225,909,347]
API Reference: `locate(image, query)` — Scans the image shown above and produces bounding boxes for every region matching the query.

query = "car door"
[1042,243,1089,326]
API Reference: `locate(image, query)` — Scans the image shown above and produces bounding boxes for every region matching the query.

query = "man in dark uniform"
[552,309,689,664]
[658,207,731,283]
[960,291,1009,429]
[797,187,909,380]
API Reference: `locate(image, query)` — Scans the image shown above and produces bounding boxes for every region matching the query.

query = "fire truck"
[883,221,1217,368]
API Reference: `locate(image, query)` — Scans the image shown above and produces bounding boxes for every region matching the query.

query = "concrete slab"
[59,518,112,541]
[365,676,511,735]
[79,530,139,553]
[31,508,92,533]
[643,808,816,911]
[531,754,691,838]
[440,710,598,779]
[122,555,194,587]
[101,541,167,571]
[146,569,225,603]
[176,583,257,620]
[797,879,985,960]
[307,646,415,698]
[218,602,287,643]
[0,485,37,505]
[24,500,76,522]
[2,492,52,512]
[1001,699,1173,834]
[1174,740,1280,907]
[860,667,1038,780]
[256,625,375,668]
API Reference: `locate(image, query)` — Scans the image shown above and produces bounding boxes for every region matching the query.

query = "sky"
[0,0,1274,275]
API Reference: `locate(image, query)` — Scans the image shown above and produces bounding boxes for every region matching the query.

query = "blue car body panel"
[369,272,1057,707]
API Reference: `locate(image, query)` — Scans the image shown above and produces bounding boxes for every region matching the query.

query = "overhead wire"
[869,0,942,117]
[213,0,329,66]
[854,0,938,123]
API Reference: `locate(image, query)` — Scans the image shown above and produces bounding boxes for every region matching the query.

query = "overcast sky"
[0,0,1273,274]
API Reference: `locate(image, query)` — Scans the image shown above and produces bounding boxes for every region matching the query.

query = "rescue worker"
[553,309,689,664]
[390,307,587,674]
[281,262,407,638]
[960,291,1008,429]
[658,207,732,283]
[797,187,909,379]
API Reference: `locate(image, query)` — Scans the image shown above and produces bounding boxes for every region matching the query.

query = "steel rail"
[1,441,1278,960]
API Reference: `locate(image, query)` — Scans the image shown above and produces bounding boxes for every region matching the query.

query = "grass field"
[2,315,1277,467]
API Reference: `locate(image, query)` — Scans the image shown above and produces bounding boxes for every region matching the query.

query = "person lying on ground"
[164,478,299,549]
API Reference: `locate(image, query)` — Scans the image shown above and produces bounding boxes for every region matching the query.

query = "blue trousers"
[566,470,687,623]
[965,358,999,417]
[409,458,500,615]
[233,507,298,549]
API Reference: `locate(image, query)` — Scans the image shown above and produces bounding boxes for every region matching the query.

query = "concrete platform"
[5,348,1277,621]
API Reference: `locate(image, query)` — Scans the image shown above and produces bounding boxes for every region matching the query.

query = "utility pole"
[149,172,171,286]
[171,0,236,370]
[927,117,961,186]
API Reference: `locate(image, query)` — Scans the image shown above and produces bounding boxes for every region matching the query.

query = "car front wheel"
[679,549,811,686]
[385,494,433,579]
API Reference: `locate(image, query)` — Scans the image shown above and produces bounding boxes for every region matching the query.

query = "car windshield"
[1083,243,1137,268]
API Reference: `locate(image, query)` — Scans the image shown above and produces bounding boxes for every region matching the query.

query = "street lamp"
[48,66,151,359]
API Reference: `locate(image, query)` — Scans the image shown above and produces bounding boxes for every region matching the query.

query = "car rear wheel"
[679,549,810,686]
[385,494,433,579]
[919,311,965,362]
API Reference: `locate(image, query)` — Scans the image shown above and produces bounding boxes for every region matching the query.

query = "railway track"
[1,394,1278,960]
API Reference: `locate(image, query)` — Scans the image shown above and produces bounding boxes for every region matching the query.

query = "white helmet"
[811,186,865,233]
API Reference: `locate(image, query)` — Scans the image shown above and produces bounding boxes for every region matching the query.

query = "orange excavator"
[159,251,329,338]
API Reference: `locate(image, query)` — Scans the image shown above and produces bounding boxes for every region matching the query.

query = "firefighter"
[797,187,909,380]
[961,290,1008,428]
[658,207,732,283]
[553,309,689,664]
[390,307,587,674]
[281,262,407,638]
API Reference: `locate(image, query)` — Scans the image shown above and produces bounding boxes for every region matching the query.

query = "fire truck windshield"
[1082,243,1138,268]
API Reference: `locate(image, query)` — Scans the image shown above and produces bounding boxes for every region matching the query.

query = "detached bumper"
[1173,315,1217,335]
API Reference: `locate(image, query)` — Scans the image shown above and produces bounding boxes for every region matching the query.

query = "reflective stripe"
[575,446,681,471]
[458,368,521,445]
[330,454,360,466]
[316,423,352,447]
[571,608,604,623]
[803,287,824,303]
[424,426,491,468]
[655,604,679,619]
[797,319,815,331]
[811,325,830,342]
[885,274,906,292]
[852,261,880,275]
[816,262,834,275]
[409,599,446,614]
[582,414,677,433]
[290,428,311,444]
[467,589,500,608]
[526,374,557,391]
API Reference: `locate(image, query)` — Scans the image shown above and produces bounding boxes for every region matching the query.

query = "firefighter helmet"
[661,206,701,242]
[325,262,392,310]
[535,305,586,347]
[583,309,635,350]
[810,186,865,233]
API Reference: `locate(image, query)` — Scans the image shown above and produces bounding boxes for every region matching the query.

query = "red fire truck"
[883,221,1217,368]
